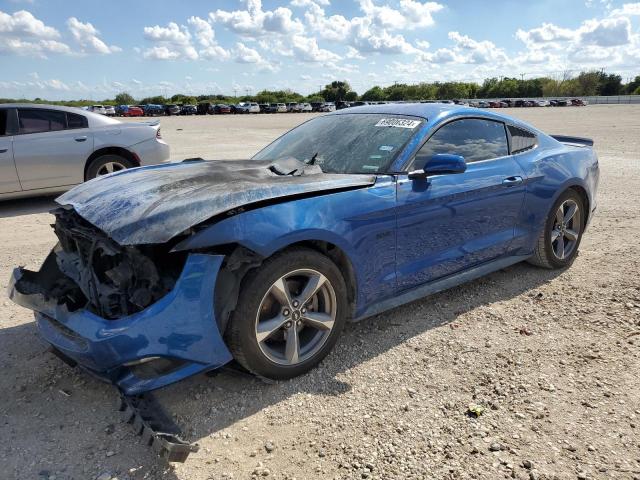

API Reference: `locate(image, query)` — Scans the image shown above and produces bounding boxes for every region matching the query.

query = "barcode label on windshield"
[375,118,421,129]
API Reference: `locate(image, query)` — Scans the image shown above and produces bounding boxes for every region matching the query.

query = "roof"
[330,102,535,131]
[0,103,120,126]
[330,102,464,119]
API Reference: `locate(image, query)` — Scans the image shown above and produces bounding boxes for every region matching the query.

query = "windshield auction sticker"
[375,118,421,129]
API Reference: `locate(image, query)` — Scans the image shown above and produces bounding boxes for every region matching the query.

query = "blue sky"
[1,0,639,99]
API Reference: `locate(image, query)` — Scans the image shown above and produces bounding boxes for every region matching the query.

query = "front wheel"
[528,189,585,269]
[226,247,347,380]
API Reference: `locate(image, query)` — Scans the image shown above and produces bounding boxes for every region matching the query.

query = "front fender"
[172,179,399,313]
[173,200,358,259]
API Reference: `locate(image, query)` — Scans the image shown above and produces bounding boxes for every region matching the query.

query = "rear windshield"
[253,113,423,174]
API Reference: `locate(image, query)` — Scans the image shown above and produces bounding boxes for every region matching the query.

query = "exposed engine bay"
[51,206,185,319]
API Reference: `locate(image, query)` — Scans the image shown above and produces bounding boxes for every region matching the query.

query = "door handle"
[74,136,87,142]
[502,176,523,186]
[0,148,7,153]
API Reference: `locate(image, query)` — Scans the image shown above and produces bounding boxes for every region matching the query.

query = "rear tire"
[528,189,585,269]
[226,247,347,380]
[86,154,135,180]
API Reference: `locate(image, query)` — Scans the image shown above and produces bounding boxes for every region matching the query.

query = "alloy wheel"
[550,199,581,260]
[255,269,337,366]
[97,161,126,176]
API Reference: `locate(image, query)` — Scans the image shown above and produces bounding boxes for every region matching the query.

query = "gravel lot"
[1,105,639,480]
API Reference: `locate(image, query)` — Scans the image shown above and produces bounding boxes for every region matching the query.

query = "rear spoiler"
[551,135,594,147]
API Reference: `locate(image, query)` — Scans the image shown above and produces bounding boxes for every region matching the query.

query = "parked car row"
[196,101,332,114]
[469,98,587,108]
[85,97,589,119]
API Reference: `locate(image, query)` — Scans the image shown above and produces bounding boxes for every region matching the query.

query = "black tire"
[85,154,135,180]
[528,189,585,269]
[226,247,348,380]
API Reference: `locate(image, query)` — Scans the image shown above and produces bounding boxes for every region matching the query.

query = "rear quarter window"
[508,125,537,154]
[67,112,88,129]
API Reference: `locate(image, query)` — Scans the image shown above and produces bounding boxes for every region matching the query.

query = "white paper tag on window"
[375,118,421,129]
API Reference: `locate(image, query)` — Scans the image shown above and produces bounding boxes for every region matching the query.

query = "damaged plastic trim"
[119,393,199,463]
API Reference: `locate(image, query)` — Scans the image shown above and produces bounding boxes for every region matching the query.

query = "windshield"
[253,113,423,174]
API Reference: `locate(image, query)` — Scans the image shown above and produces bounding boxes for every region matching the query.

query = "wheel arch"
[212,239,358,336]
[567,184,590,226]
[84,146,140,180]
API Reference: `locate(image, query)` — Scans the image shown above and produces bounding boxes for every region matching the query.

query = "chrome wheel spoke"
[551,229,561,242]
[256,314,288,343]
[270,278,293,309]
[302,311,334,331]
[297,273,327,306]
[555,207,564,226]
[564,228,578,241]
[285,327,300,363]
[564,203,578,223]
[555,235,565,259]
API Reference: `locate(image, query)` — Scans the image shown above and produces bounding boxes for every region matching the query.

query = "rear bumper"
[131,137,171,166]
[8,253,232,395]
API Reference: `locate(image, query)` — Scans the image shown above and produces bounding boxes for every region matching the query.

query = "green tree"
[360,86,386,101]
[139,95,168,105]
[597,73,622,96]
[320,81,352,102]
[344,90,358,101]
[114,92,135,105]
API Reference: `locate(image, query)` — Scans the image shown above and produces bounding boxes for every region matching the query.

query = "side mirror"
[408,153,467,179]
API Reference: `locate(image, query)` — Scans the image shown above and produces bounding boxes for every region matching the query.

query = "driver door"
[395,118,526,291]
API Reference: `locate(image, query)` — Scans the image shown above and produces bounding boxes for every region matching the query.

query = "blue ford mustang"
[9,103,599,395]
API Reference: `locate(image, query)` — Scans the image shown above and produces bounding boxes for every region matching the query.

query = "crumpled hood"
[56,158,375,245]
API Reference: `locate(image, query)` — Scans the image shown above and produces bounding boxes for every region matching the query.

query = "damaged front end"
[8,207,232,395]
[52,206,181,320]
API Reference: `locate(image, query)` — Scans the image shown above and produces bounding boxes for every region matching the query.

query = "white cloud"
[0,9,71,57]
[143,22,198,60]
[235,41,263,63]
[290,0,330,7]
[516,23,576,49]
[609,2,640,16]
[0,9,59,38]
[517,16,632,50]
[67,17,120,54]
[211,0,303,37]
[187,16,230,59]
[360,0,443,30]
[293,0,442,57]
[345,45,365,59]
[579,16,631,46]
[291,34,341,62]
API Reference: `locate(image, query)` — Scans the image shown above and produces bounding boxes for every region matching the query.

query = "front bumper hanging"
[119,393,199,463]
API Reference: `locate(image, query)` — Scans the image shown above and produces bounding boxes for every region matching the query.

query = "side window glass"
[67,112,88,129]
[18,109,66,134]
[414,118,508,169]
[0,110,7,136]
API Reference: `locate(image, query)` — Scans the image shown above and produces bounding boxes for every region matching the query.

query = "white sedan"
[0,104,171,200]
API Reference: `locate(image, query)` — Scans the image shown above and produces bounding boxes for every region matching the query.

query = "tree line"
[1,71,638,107]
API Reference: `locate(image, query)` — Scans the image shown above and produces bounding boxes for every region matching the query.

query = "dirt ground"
[0,105,639,480]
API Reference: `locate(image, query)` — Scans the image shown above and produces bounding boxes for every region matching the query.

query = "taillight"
[156,128,162,139]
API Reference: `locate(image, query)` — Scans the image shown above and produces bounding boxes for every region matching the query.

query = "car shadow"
[0,196,57,219]
[0,260,563,479]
